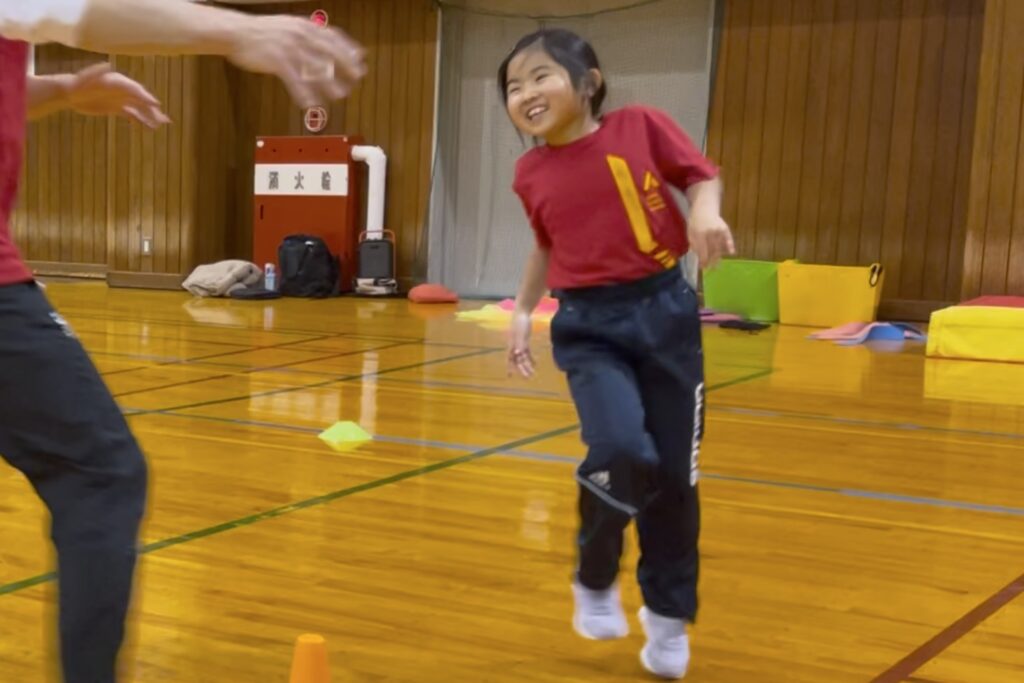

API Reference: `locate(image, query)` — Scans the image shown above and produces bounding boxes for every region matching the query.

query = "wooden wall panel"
[227,0,439,284]
[707,0,985,308]
[193,56,237,271]
[962,0,1024,298]
[12,46,108,271]
[13,0,438,286]
[13,0,1023,301]
[105,54,201,281]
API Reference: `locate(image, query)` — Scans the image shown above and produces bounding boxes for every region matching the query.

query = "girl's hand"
[688,212,735,269]
[507,311,535,378]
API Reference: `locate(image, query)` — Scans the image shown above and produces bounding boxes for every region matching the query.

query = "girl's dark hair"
[497,28,607,117]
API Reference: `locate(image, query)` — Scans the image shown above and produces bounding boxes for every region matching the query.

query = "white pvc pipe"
[352,145,387,240]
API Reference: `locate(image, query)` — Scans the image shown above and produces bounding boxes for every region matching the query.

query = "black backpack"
[277,234,340,298]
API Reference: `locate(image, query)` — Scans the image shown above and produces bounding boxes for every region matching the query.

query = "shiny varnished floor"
[2,282,1023,682]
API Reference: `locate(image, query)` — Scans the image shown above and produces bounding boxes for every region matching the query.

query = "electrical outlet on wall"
[142,237,153,256]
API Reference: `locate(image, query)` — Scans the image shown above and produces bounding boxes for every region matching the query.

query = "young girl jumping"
[500,28,734,679]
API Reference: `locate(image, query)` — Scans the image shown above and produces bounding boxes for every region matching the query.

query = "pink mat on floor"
[808,322,925,343]
[700,310,743,323]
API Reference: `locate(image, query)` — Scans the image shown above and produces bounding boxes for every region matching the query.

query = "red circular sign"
[304,106,328,133]
[311,10,329,26]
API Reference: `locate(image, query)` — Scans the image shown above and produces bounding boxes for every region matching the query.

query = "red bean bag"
[408,283,459,303]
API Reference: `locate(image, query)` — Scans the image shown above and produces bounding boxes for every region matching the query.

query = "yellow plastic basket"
[777,260,885,327]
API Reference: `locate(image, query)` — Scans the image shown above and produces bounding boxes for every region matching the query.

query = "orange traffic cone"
[288,633,330,683]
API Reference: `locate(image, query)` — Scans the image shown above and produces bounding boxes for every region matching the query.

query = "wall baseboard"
[878,299,951,322]
[27,261,108,279]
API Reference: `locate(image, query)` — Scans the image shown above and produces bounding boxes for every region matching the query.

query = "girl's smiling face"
[504,45,596,145]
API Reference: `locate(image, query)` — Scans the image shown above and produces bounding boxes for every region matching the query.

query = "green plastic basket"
[701,258,780,322]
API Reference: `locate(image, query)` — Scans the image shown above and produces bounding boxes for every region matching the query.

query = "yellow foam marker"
[454,303,555,331]
[318,421,372,451]
[926,305,1024,364]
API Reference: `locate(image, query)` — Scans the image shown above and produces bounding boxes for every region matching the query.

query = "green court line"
[101,334,341,378]
[153,334,341,364]
[100,346,771,386]
[94,338,498,377]
[110,341,414,399]
[0,367,772,598]
[58,310,329,339]
[0,424,580,598]
[76,327,278,350]
[0,572,57,596]
[62,309,525,351]
[139,423,582,556]
[62,309,480,347]
[126,347,503,416]
[705,368,773,392]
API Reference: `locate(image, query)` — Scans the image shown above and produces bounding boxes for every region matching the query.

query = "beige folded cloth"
[182,260,262,297]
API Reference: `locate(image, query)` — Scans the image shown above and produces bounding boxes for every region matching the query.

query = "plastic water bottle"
[264,263,277,291]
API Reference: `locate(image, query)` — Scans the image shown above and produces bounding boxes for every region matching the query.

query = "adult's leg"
[0,283,148,683]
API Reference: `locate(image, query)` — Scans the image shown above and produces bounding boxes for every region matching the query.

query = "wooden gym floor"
[1,281,1023,683]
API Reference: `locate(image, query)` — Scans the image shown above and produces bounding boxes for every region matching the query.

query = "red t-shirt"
[513,105,718,290]
[0,38,32,286]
